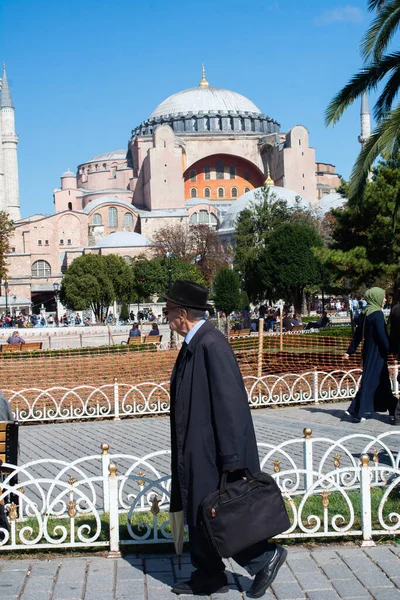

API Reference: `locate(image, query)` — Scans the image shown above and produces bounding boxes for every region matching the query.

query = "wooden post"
[279,305,283,353]
[257,318,264,378]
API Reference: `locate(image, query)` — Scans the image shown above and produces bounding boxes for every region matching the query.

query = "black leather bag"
[200,469,290,558]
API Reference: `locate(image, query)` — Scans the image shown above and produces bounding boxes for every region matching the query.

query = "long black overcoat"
[169,320,260,527]
[347,311,397,419]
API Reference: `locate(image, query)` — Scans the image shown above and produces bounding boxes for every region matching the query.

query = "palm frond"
[325,57,400,126]
[374,60,400,119]
[368,0,392,10]
[348,104,400,202]
[361,0,400,61]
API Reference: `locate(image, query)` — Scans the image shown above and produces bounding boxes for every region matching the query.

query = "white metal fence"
[0,430,399,552]
[5,365,399,423]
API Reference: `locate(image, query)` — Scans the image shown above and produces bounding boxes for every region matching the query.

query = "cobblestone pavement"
[0,545,399,600]
[20,400,397,466]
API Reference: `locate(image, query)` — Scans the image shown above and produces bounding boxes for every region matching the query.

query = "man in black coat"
[165,280,287,596]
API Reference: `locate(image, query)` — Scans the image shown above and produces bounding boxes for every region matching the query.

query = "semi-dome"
[85,150,127,164]
[219,186,308,232]
[150,86,261,119]
[317,192,346,215]
[61,169,75,178]
[95,232,150,248]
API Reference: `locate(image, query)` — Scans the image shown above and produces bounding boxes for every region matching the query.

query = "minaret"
[1,64,20,220]
[358,91,371,147]
[358,91,373,181]
[0,72,5,212]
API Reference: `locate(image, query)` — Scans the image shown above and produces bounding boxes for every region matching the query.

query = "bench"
[0,421,19,508]
[230,328,251,336]
[127,336,142,345]
[1,342,43,352]
[143,335,162,344]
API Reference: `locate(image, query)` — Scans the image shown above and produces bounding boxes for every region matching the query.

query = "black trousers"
[188,523,277,580]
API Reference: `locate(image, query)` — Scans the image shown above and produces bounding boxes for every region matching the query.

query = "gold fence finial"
[303,428,312,439]
[101,443,110,455]
[361,454,370,467]
[109,463,117,476]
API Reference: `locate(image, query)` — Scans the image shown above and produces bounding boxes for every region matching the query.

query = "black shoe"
[248,545,287,598]
[393,420,400,426]
[172,571,229,595]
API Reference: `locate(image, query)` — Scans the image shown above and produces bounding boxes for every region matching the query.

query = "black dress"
[346,311,397,420]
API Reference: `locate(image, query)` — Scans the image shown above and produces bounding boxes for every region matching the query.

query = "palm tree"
[326,0,400,201]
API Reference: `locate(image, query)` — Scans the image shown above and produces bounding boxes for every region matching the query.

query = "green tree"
[131,256,205,302]
[60,254,133,320]
[213,267,241,332]
[264,223,323,313]
[234,187,322,305]
[317,155,400,290]
[326,0,400,201]
[0,211,14,281]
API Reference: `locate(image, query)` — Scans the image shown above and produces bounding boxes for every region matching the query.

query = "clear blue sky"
[1,0,372,217]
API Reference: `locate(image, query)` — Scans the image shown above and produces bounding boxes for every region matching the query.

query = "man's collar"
[184,319,206,345]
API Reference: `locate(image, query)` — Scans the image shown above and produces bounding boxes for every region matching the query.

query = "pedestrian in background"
[344,287,398,423]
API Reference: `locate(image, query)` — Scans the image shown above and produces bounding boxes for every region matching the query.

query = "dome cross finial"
[264,164,274,187]
[199,63,209,88]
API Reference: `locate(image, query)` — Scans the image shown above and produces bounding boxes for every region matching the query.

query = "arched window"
[230,165,236,179]
[199,210,209,224]
[189,212,198,224]
[190,170,197,182]
[123,212,133,227]
[190,187,198,198]
[204,187,211,198]
[108,207,118,227]
[204,166,211,180]
[244,169,250,181]
[31,260,51,277]
[245,187,251,193]
[93,213,102,225]
[218,187,224,198]
[68,202,72,210]
[210,213,218,228]
[216,160,224,179]
[231,187,238,198]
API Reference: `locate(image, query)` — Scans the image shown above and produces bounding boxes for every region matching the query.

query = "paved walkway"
[0,544,399,600]
[19,400,398,466]
[6,402,399,599]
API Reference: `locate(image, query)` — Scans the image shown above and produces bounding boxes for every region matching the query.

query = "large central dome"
[150,86,261,119]
[132,67,279,137]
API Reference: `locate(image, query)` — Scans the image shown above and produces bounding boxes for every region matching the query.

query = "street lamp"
[4,281,8,315]
[53,281,60,326]
[165,251,174,347]
[12,295,17,320]
[166,251,173,292]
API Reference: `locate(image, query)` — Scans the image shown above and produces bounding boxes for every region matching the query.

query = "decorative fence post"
[257,318,264,379]
[360,453,375,547]
[313,369,319,404]
[303,428,313,491]
[101,443,110,513]
[393,361,399,397]
[108,463,121,557]
[113,378,120,421]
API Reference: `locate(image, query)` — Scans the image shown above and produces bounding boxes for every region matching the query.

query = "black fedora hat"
[163,280,212,311]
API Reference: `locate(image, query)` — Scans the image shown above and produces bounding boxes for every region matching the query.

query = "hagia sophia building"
[0,64,369,313]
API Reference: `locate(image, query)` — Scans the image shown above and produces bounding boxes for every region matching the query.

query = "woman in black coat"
[344,287,397,422]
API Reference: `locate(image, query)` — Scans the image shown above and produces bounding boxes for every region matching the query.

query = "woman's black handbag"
[200,469,290,558]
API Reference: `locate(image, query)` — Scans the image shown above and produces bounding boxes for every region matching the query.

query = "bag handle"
[219,468,255,495]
